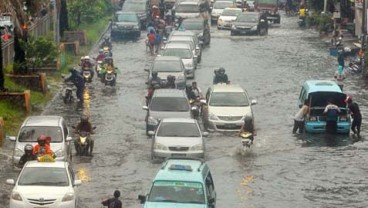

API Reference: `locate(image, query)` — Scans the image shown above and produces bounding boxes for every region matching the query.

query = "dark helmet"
[243,115,252,124]
[24,144,33,153]
[37,135,48,145]
[150,29,154,33]
[114,190,121,198]
[80,115,88,122]
[98,49,103,54]
[152,71,158,78]
[167,75,175,82]
[218,67,225,74]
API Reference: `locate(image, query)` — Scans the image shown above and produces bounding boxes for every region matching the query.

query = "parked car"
[174,0,201,19]
[166,36,201,64]
[143,89,191,135]
[298,80,350,134]
[149,118,208,160]
[111,11,141,39]
[138,157,216,208]
[122,0,149,28]
[145,56,187,89]
[9,116,73,166]
[230,12,268,36]
[160,42,196,78]
[203,84,257,131]
[6,160,82,208]
[180,18,211,46]
[217,7,243,29]
[211,1,236,24]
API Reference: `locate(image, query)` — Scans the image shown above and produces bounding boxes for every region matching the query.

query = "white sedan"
[217,8,243,30]
[6,160,81,208]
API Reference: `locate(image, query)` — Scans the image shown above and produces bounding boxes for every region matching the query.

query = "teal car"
[298,80,350,134]
[138,158,216,208]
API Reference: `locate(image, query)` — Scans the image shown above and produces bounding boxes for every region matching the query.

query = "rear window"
[176,4,199,13]
[18,126,63,142]
[150,97,189,112]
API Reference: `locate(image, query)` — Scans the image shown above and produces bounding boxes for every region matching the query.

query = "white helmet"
[84,56,90,60]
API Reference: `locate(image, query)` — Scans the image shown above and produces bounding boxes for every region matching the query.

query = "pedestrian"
[334,65,345,91]
[154,31,162,53]
[293,99,309,134]
[345,96,362,137]
[101,190,122,208]
[323,99,341,134]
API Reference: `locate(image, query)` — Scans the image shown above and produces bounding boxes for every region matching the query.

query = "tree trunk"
[59,0,69,37]
[13,28,27,74]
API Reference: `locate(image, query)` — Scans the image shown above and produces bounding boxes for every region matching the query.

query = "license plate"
[224,124,237,128]
[241,31,248,34]
[172,153,186,157]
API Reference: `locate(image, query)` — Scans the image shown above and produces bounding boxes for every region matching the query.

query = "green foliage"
[19,36,59,71]
[306,12,333,33]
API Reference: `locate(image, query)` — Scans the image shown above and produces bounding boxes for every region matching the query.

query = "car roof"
[303,80,342,93]
[154,158,207,182]
[153,89,187,97]
[223,7,242,11]
[169,36,194,41]
[155,56,182,61]
[24,160,67,168]
[179,1,200,5]
[212,84,245,92]
[241,11,259,16]
[23,116,63,127]
[161,118,197,123]
[165,42,192,49]
[171,30,196,36]
[214,0,235,4]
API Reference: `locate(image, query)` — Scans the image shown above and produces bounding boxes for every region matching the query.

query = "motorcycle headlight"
[11,191,22,201]
[231,25,236,30]
[80,137,87,144]
[54,149,64,157]
[14,148,24,157]
[190,144,203,151]
[148,116,159,125]
[62,192,75,202]
[154,142,168,150]
[251,25,257,30]
[209,113,219,120]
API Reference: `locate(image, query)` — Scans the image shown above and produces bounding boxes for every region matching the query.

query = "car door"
[205,171,216,207]
[62,120,71,158]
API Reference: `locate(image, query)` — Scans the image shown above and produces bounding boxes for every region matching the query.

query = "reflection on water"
[77,165,91,182]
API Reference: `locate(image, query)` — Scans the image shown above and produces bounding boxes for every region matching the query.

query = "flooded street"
[2,13,368,208]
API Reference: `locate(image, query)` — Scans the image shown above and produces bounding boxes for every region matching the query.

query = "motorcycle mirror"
[251,99,257,105]
[73,180,82,186]
[93,126,97,130]
[142,106,149,110]
[6,179,15,185]
[200,99,206,105]
[7,136,16,141]
[144,68,150,72]
[147,130,155,136]
[202,132,209,137]
[138,195,146,204]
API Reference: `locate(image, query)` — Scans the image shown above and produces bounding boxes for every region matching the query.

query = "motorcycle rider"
[103,46,113,57]
[32,135,53,157]
[64,67,85,102]
[147,71,162,87]
[95,49,106,62]
[213,67,229,84]
[18,144,36,168]
[101,56,117,82]
[191,81,202,98]
[81,56,94,79]
[75,115,95,155]
[166,75,176,88]
[239,116,255,143]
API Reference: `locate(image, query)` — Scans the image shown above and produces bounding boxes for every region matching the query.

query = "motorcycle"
[74,130,91,156]
[101,37,112,49]
[82,66,93,83]
[104,67,116,86]
[63,82,75,104]
[95,60,104,78]
[189,97,206,120]
[240,132,253,149]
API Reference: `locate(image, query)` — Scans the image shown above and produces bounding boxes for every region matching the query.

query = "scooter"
[82,66,93,83]
[189,97,206,120]
[95,60,104,78]
[74,131,91,156]
[240,132,253,149]
[63,83,74,104]
[104,67,116,86]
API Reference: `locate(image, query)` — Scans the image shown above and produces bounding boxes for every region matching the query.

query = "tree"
[19,36,59,73]
[60,0,69,37]
[0,38,5,91]
[13,28,27,74]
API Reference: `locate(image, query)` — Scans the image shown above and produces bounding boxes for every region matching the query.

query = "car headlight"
[62,192,75,202]
[54,149,64,157]
[148,116,158,125]
[154,142,168,150]
[251,25,257,30]
[190,144,203,151]
[231,25,236,30]
[133,25,139,30]
[14,148,24,157]
[185,62,193,68]
[209,113,219,120]
[11,191,22,201]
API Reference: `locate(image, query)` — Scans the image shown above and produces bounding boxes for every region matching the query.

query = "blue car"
[298,80,350,134]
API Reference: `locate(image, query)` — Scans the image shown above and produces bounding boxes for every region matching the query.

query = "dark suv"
[122,0,149,29]
[111,11,141,39]
[180,18,211,46]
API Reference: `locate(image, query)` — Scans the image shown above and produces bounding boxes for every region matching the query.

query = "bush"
[306,12,333,33]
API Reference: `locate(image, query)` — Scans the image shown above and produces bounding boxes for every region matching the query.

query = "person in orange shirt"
[32,135,52,156]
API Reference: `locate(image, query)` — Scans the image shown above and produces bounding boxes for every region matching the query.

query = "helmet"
[345,96,352,103]
[152,71,158,78]
[114,190,121,198]
[24,144,33,153]
[243,115,252,124]
[150,29,154,33]
[37,135,47,145]
[219,67,225,74]
[99,49,103,53]
[84,56,90,60]
[80,115,88,122]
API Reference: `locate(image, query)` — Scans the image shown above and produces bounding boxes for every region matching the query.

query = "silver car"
[161,42,196,78]
[166,36,201,64]
[9,116,73,166]
[149,118,208,160]
[145,56,187,89]
[174,1,201,19]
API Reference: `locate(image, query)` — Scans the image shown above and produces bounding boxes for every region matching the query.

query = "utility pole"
[53,0,59,44]
[362,0,366,76]
[323,0,327,13]
[0,37,4,91]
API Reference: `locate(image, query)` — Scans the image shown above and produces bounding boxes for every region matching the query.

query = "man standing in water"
[345,96,362,137]
[323,99,340,134]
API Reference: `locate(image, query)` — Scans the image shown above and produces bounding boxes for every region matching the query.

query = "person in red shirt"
[32,135,52,156]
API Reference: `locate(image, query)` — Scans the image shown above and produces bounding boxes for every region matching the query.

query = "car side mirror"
[208,197,215,204]
[251,100,257,105]
[6,179,15,185]
[7,136,16,141]
[73,180,82,186]
[138,194,146,204]
[142,106,149,110]
[66,137,73,142]
[202,132,209,137]
[147,131,155,136]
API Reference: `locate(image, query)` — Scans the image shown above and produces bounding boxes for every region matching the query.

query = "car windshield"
[157,122,200,137]
[18,167,69,186]
[153,60,183,72]
[150,97,189,112]
[163,48,192,59]
[117,14,138,22]
[222,9,242,16]
[214,2,234,9]
[148,181,205,204]
[181,21,203,30]
[236,14,258,22]
[176,4,199,13]
[122,3,146,12]
[209,92,249,106]
[18,126,63,142]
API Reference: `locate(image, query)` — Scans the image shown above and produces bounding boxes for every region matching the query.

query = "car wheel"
[146,124,150,136]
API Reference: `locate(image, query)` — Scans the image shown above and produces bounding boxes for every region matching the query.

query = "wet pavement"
[1,13,368,208]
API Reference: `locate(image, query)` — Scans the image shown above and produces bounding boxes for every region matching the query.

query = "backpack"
[148,33,156,44]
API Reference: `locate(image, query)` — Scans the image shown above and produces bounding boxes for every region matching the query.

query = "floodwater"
[1,13,368,208]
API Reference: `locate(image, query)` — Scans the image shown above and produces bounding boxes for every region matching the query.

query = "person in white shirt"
[293,100,309,134]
